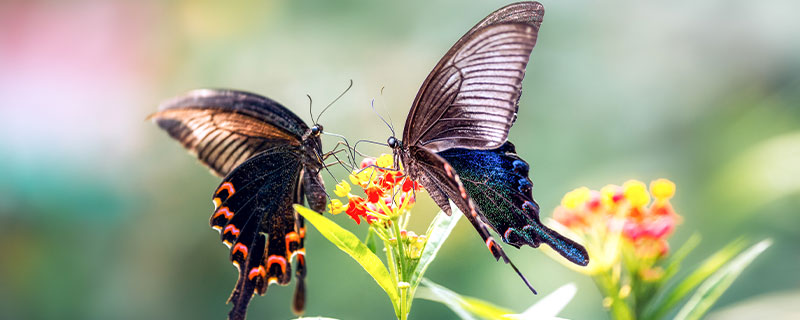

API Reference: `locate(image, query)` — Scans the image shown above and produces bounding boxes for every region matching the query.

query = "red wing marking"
[232,243,249,259]
[504,228,513,240]
[223,224,241,237]
[213,207,234,219]
[444,163,454,178]
[285,232,300,254]
[216,182,236,197]
[267,255,288,274]
[290,248,306,261]
[248,265,266,280]
[458,185,468,199]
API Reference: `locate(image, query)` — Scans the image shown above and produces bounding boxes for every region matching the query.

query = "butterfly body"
[389,1,588,293]
[151,89,326,319]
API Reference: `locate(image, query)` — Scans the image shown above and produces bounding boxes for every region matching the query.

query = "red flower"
[365,186,383,203]
[360,158,376,169]
[401,178,419,192]
[346,197,367,224]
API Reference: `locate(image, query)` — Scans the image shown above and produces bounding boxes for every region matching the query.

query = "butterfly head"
[387,136,401,149]
[310,124,323,137]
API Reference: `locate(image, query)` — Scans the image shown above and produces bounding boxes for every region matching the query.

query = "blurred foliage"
[1,0,798,319]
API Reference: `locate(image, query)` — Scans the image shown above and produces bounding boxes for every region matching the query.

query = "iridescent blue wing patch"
[438,142,588,266]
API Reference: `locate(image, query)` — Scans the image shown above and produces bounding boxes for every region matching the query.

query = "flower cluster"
[392,230,427,260]
[551,179,680,275]
[327,154,422,225]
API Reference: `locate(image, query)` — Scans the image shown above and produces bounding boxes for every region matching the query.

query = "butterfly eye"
[387,137,399,148]
[311,124,323,136]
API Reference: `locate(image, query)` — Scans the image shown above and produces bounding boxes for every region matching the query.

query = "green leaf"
[417,278,513,320]
[365,227,378,254]
[293,205,399,306]
[674,239,771,320]
[661,234,702,284]
[506,283,577,320]
[409,206,461,291]
[644,238,748,320]
[418,278,576,320]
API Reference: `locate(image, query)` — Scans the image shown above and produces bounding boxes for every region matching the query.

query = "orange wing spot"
[223,224,241,237]
[267,255,288,274]
[285,232,300,254]
[298,227,306,238]
[470,207,478,217]
[211,225,223,231]
[444,164,453,178]
[458,185,467,199]
[248,265,266,280]
[216,182,236,196]
[267,277,279,285]
[485,238,496,251]
[213,207,234,219]
[289,248,306,262]
[232,260,240,271]
[233,243,248,259]
[212,197,221,210]
[222,240,232,248]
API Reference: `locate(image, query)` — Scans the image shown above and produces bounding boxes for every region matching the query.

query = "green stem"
[595,273,634,320]
[392,218,408,279]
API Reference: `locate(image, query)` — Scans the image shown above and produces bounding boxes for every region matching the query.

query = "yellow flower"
[650,178,675,202]
[328,199,345,214]
[623,180,650,208]
[562,187,591,209]
[349,167,376,187]
[334,180,351,197]
[601,184,621,208]
[376,154,394,168]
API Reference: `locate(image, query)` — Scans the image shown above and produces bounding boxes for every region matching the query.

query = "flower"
[346,197,367,224]
[328,199,345,214]
[550,178,681,275]
[334,180,351,197]
[333,154,424,225]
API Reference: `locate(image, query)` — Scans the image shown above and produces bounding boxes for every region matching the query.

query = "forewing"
[150,89,307,177]
[407,146,537,293]
[207,146,307,319]
[403,3,544,151]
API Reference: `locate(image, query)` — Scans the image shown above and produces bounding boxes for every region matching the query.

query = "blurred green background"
[1,0,798,319]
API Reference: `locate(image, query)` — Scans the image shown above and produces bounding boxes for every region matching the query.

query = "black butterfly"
[150,89,330,319]
[386,1,589,293]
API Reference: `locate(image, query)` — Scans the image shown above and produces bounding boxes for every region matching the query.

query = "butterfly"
[150,89,332,319]
[385,1,589,293]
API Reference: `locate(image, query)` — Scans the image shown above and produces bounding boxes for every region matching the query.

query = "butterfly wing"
[402,2,544,152]
[437,142,588,266]
[210,146,311,320]
[406,146,537,293]
[149,89,308,177]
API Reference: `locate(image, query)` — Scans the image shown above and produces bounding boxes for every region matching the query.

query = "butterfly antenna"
[352,138,389,160]
[307,94,315,125]
[316,79,353,124]
[379,86,397,136]
[371,98,395,137]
